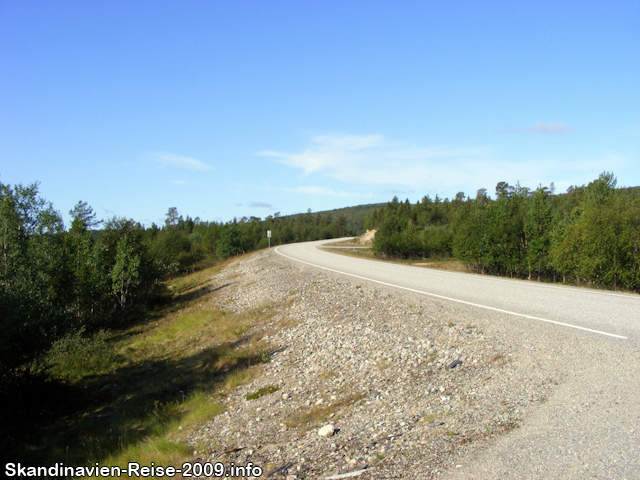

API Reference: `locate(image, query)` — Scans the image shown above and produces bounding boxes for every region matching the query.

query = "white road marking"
[275,246,628,340]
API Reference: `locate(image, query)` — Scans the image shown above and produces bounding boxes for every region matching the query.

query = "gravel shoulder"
[188,249,640,479]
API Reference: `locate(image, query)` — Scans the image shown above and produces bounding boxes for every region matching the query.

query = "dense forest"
[366,172,640,292]
[0,181,355,384]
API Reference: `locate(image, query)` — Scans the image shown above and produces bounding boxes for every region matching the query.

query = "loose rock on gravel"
[187,249,564,479]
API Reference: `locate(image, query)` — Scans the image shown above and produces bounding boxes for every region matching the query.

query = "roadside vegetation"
[365,172,640,292]
[0,178,358,469]
[0,183,353,371]
[2,255,280,470]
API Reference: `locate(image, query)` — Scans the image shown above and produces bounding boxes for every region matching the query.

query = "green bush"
[45,328,120,381]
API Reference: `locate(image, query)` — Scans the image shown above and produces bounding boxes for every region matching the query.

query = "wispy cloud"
[258,133,631,201]
[250,201,272,208]
[154,152,212,170]
[529,121,573,134]
[259,134,485,188]
[499,121,574,135]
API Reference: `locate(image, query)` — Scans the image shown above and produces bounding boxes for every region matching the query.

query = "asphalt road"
[276,238,640,342]
[275,238,640,479]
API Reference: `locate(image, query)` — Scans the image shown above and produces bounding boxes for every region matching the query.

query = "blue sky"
[1,1,638,227]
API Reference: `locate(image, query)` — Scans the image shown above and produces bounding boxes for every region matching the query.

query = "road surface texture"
[276,239,640,479]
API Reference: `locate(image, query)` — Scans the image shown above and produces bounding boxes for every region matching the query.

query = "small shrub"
[45,328,119,381]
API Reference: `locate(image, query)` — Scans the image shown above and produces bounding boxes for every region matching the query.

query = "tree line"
[0,181,353,382]
[366,172,640,291]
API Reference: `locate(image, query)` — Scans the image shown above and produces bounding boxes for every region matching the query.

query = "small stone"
[446,359,461,370]
[318,424,335,437]
[282,393,289,400]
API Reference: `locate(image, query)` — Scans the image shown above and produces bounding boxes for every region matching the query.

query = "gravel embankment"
[186,249,636,479]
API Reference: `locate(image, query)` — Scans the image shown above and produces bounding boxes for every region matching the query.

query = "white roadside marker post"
[267,230,271,248]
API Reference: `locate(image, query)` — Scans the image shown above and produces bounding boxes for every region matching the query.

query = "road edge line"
[275,246,628,340]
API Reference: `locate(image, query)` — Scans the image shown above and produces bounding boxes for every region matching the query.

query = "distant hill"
[287,203,385,234]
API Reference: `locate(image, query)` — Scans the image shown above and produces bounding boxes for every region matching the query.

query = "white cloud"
[154,152,212,170]
[250,201,273,208]
[259,134,485,188]
[500,122,574,135]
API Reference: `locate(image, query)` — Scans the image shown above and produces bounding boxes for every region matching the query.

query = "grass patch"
[322,239,363,247]
[284,393,364,434]
[318,369,338,381]
[420,413,438,424]
[321,246,473,274]
[488,353,510,367]
[246,385,280,401]
[104,436,192,470]
[376,360,392,370]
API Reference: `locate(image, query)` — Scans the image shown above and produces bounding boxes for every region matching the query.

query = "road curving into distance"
[276,238,640,343]
[276,238,640,479]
